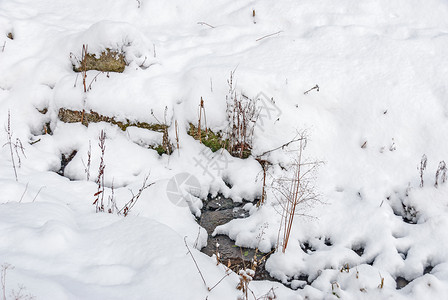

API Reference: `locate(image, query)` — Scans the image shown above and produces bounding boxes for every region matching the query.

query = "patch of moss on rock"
[73,49,126,73]
[58,108,167,132]
[188,123,251,158]
[58,108,172,155]
[188,123,226,152]
[150,144,167,156]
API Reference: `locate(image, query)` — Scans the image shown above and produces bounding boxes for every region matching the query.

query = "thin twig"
[256,133,305,158]
[197,22,215,28]
[304,84,319,95]
[32,186,45,202]
[19,183,29,202]
[87,71,103,91]
[256,31,282,42]
[208,272,231,292]
[184,236,208,288]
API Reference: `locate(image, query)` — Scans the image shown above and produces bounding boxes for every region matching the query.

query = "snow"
[1,0,448,299]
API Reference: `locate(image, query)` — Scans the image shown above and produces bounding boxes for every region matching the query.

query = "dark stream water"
[198,194,275,281]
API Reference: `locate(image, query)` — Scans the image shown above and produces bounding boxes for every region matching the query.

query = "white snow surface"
[1,0,448,299]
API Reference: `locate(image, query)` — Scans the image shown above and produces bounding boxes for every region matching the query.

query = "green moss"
[151,145,167,156]
[188,123,227,152]
[188,123,251,158]
[73,49,126,73]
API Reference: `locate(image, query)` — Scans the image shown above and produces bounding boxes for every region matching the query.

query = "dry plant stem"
[119,174,153,216]
[256,31,282,42]
[19,183,29,202]
[256,161,267,207]
[3,111,26,182]
[151,107,173,155]
[175,120,180,152]
[1,263,13,300]
[255,133,306,208]
[256,133,305,158]
[198,98,202,143]
[273,137,321,253]
[419,154,427,187]
[32,186,45,202]
[83,140,91,181]
[435,160,446,188]
[282,146,302,251]
[184,237,233,293]
[198,97,207,142]
[5,111,17,181]
[93,130,106,212]
[226,72,259,158]
[81,44,88,125]
[87,71,103,91]
[107,179,116,213]
[208,272,231,292]
[197,22,215,28]
[184,237,208,288]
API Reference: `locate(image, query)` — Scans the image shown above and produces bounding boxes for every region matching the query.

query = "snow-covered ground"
[1,0,448,299]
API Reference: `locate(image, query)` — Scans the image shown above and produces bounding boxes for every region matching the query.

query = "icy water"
[198,194,275,281]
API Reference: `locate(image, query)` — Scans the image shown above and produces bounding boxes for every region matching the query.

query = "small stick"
[197,22,215,28]
[304,84,320,95]
[256,133,305,158]
[256,31,282,42]
[87,71,103,91]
